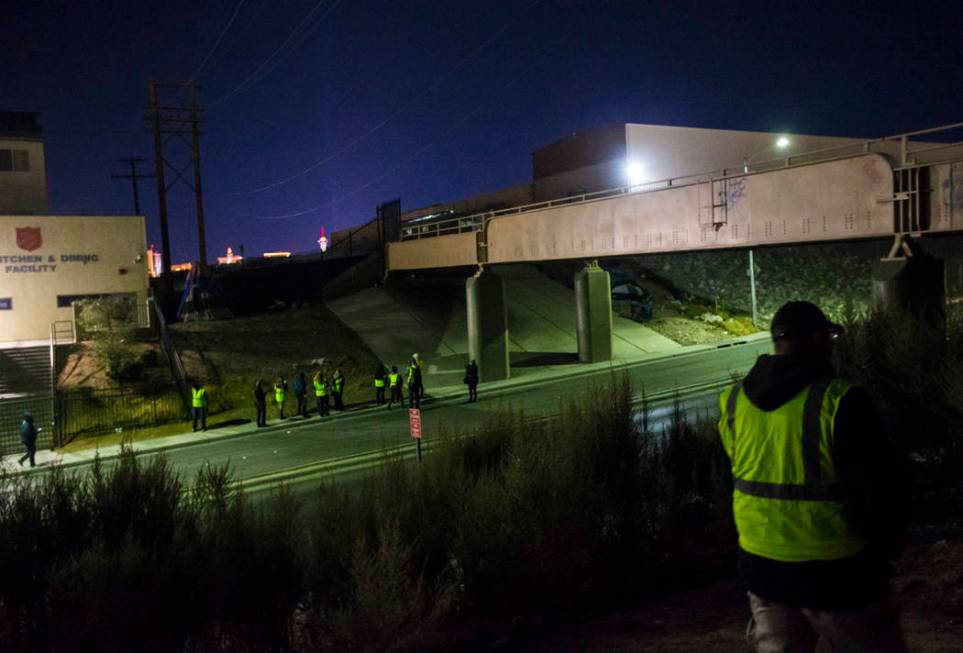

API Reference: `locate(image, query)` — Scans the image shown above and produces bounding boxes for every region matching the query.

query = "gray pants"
[747,591,908,653]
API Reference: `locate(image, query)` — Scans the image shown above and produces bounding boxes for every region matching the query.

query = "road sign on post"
[409,408,422,462]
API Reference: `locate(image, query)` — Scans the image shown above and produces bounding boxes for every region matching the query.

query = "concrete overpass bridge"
[385,123,963,381]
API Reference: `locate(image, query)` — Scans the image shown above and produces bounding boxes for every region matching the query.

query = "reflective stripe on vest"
[192,388,207,408]
[718,378,866,562]
[334,377,343,393]
[314,380,327,397]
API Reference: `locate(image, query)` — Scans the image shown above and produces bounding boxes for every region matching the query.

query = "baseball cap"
[770,301,843,342]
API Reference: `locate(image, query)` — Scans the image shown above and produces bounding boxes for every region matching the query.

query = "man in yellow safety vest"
[374,364,387,404]
[718,301,907,652]
[313,371,329,417]
[387,365,404,409]
[274,377,287,420]
[191,380,208,432]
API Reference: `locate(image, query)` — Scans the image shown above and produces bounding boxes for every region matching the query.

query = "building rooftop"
[0,111,43,139]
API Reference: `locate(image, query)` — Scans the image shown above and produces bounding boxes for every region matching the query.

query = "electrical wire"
[244,57,540,221]
[208,0,344,107]
[228,0,542,195]
[184,0,249,88]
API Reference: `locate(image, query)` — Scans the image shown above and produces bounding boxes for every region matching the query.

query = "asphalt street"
[53,339,770,495]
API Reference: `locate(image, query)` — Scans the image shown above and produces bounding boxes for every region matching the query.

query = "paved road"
[51,339,769,493]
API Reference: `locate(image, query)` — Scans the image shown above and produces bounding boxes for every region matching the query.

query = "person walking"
[332,368,345,411]
[412,352,426,397]
[464,359,479,402]
[191,380,208,432]
[387,365,404,409]
[374,364,387,404]
[406,357,423,409]
[293,371,308,418]
[254,380,267,427]
[718,301,908,653]
[18,411,38,468]
[313,370,330,417]
[274,376,288,420]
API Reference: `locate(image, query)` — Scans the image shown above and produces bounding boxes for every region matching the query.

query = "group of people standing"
[373,353,426,409]
[188,352,480,431]
[254,368,346,426]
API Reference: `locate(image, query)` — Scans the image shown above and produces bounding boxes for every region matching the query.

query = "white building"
[0,112,49,215]
[0,112,149,347]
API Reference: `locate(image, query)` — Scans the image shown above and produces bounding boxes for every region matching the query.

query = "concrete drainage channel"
[239,376,735,496]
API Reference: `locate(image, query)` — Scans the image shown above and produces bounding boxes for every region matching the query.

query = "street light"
[743,135,791,173]
[624,160,646,189]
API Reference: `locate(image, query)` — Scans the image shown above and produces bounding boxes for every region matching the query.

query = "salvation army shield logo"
[16,227,43,252]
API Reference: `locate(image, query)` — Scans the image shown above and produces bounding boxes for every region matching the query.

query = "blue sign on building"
[0,298,11,310]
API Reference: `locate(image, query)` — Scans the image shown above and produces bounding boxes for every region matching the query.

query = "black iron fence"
[55,387,185,446]
[0,394,55,457]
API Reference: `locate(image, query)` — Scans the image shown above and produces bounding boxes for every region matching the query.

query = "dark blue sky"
[4,0,961,261]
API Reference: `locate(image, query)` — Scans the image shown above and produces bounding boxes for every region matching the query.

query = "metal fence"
[55,387,185,445]
[0,394,56,457]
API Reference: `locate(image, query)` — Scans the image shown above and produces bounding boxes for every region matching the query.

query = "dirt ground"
[508,507,963,652]
[170,302,381,415]
[505,540,962,652]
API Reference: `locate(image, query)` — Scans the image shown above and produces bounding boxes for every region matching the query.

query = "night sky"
[4,0,962,262]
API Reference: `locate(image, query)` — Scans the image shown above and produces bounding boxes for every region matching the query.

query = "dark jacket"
[292,374,306,396]
[20,418,37,445]
[734,353,907,610]
[254,385,266,406]
[465,362,478,383]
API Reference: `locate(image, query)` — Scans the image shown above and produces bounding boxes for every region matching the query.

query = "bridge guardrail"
[400,121,963,242]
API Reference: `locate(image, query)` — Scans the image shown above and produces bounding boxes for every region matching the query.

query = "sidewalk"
[0,331,769,476]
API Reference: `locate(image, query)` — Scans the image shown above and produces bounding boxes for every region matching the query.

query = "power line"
[229,0,543,195]
[207,0,343,107]
[184,0,249,88]
[245,57,540,221]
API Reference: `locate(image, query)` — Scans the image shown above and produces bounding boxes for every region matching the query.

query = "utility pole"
[148,80,173,289]
[145,79,208,279]
[111,157,154,215]
[189,85,208,274]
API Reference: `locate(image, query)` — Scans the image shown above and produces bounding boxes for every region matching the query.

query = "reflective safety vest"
[388,372,400,387]
[192,387,207,408]
[374,376,386,388]
[314,378,327,397]
[274,384,286,403]
[718,378,867,563]
[333,376,343,393]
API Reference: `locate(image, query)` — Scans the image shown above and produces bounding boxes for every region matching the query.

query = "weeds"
[4,309,958,651]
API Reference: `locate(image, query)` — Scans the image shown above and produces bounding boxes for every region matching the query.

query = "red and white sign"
[16,227,42,252]
[408,408,422,439]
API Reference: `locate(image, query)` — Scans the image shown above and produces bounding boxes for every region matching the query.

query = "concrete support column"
[575,261,613,363]
[466,270,509,381]
[872,253,945,329]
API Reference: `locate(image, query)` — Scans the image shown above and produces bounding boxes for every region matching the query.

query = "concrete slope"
[327,265,680,392]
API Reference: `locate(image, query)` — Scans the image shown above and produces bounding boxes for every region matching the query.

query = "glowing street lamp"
[625,160,646,189]
[317,227,328,253]
[744,135,792,173]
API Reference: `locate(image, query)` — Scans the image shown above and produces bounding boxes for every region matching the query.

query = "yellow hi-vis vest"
[388,372,400,387]
[274,384,285,403]
[192,387,207,408]
[374,376,386,388]
[314,378,327,397]
[718,378,867,563]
